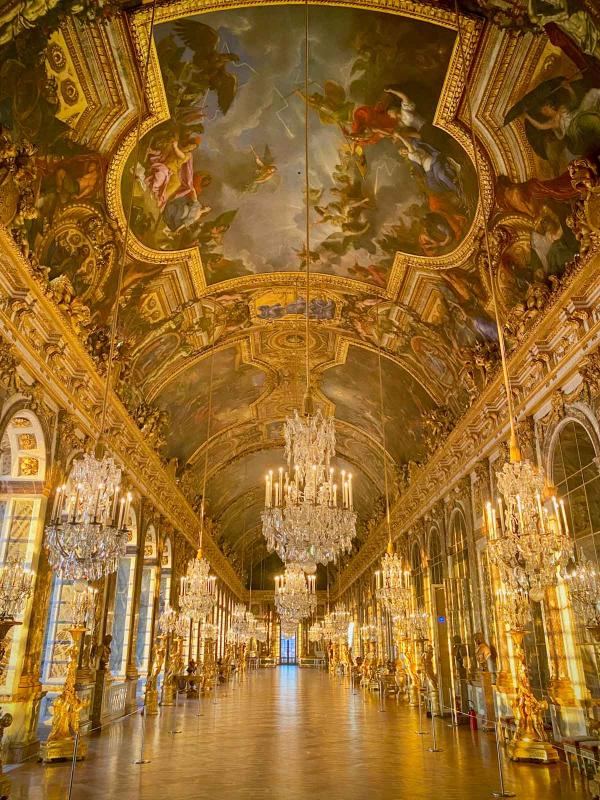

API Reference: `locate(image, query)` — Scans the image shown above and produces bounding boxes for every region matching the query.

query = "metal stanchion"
[427,698,443,753]
[491,721,515,798]
[415,689,425,735]
[134,710,151,765]
[66,732,79,800]
[378,678,386,713]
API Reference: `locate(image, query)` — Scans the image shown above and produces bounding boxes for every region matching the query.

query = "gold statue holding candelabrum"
[42,625,89,762]
[144,635,166,716]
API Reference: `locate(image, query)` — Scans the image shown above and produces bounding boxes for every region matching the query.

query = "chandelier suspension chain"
[198,316,218,551]
[375,301,392,546]
[453,0,519,459]
[98,0,158,443]
[304,0,311,401]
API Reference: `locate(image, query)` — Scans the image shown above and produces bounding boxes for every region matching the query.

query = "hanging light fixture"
[261,0,356,571]
[308,620,324,643]
[43,1,162,582]
[180,318,219,622]
[566,553,600,633]
[331,604,351,643]
[45,464,131,581]
[274,563,316,621]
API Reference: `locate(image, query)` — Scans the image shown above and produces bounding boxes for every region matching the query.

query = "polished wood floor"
[7,668,590,799]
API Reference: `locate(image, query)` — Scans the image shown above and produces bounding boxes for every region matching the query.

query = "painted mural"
[495,39,600,315]
[122,6,476,286]
[152,345,267,465]
[320,344,436,464]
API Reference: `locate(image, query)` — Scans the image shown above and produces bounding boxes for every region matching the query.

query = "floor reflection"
[7,668,591,799]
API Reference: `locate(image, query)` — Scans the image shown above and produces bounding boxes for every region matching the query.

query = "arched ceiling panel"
[153,344,267,465]
[320,344,436,465]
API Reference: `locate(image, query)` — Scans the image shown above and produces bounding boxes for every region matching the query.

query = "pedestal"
[508,738,559,763]
[479,670,496,730]
[41,734,87,763]
[91,668,108,730]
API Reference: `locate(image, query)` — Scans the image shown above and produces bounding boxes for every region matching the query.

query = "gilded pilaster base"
[41,735,88,763]
[507,738,559,763]
[144,686,159,716]
[2,687,45,764]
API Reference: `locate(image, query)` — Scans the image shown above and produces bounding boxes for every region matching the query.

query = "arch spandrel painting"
[120,5,477,288]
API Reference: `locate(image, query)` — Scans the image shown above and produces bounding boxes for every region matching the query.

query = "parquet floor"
[6,667,590,799]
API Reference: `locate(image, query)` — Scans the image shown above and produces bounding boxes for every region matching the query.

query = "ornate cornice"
[0,227,245,599]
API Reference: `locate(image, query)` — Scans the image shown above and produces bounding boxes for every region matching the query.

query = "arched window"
[552,420,600,697]
[449,510,474,666]
[109,506,138,678]
[411,542,424,609]
[135,524,158,684]
[429,528,444,586]
[0,411,46,694]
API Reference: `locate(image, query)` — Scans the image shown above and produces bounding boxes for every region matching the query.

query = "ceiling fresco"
[1,0,599,584]
[122,5,476,286]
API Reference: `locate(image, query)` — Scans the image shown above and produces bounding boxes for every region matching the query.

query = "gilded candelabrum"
[144,635,166,716]
[507,628,559,763]
[42,626,88,762]
[420,643,440,716]
[162,633,184,706]
[200,637,216,694]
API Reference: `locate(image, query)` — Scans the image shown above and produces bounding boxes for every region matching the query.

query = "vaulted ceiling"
[2,0,595,586]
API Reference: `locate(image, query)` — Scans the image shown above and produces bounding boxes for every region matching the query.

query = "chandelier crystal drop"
[179,550,217,622]
[321,611,336,642]
[45,452,131,581]
[486,458,573,602]
[274,563,317,621]
[566,555,600,631]
[375,545,411,619]
[262,408,357,570]
[0,556,33,620]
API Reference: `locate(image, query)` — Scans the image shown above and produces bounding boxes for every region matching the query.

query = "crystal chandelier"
[308,620,324,642]
[321,611,336,642]
[200,620,218,641]
[0,556,33,619]
[274,563,316,621]
[280,616,299,638]
[360,621,378,643]
[375,544,411,619]
[159,604,189,638]
[331,604,350,643]
[227,603,255,645]
[45,452,131,581]
[407,609,429,641]
[262,410,356,570]
[486,460,573,602]
[180,551,217,622]
[566,554,600,631]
